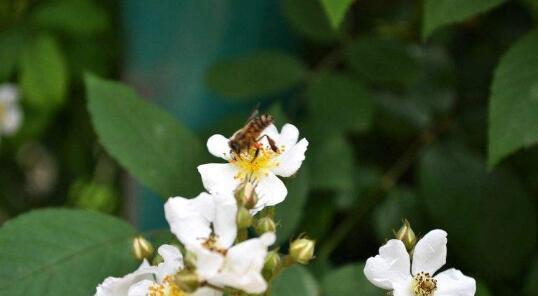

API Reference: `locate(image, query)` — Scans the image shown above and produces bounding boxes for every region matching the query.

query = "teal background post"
[121,0,296,230]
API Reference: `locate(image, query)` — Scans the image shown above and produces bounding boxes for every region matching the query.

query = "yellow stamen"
[230,146,282,180]
[149,275,186,296]
[412,272,437,296]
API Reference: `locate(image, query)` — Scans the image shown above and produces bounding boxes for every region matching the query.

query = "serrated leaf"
[205,51,306,100]
[345,37,421,85]
[85,74,205,198]
[0,209,137,295]
[306,73,374,133]
[19,34,68,110]
[419,144,536,280]
[30,0,108,35]
[273,266,319,296]
[320,0,354,29]
[422,0,505,39]
[321,262,379,296]
[282,0,338,43]
[488,30,538,167]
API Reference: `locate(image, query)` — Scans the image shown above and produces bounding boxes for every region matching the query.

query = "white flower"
[364,229,476,296]
[164,192,276,294]
[0,84,22,137]
[96,244,220,296]
[198,123,308,211]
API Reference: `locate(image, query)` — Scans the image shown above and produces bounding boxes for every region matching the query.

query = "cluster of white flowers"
[96,120,309,296]
[0,83,22,141]
[364,229,476,296]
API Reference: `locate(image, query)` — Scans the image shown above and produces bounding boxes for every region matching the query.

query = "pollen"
[149,276,185,296]
[412,272,437,296]
[201,234,227,255]
[230,145,281,179]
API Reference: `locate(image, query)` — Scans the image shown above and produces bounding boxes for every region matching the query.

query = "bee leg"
[251,147,260,162]
[257,135,279,153]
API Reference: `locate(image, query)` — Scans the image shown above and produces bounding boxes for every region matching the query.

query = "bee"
[229,110,279,158]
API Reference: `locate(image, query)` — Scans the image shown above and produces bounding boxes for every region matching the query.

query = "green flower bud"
[289,238,315,265]
[234,179,258,209]
[263,250,281,276]
[395,219,416,251]
[236,206,253,229]
[255,217,276,234]
[184,250,197,270]
[132,236,154,261]
[173,269,199,293]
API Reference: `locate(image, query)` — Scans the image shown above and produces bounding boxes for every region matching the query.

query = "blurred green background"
[0,0,537,296]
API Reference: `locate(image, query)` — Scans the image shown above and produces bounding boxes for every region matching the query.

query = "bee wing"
[246,107,260,123]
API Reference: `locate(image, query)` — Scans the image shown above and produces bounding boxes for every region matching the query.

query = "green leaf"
[488,30,538,167]
[345,37,421,86]
[0,209,138,295]
[525,258,538,296]
[320,0,354,29]
[0,28,27,81]
[307,133,353,193]
[272,266,319,296]
[19,34,68,110]
[205,51,306,100]
[275,168,310,244]
[419,144,536,280]
[306,73,374,133]
[422,0,505,39]
[321,262,379,296]
[85,74,206,198]
[282,0,339,43]
[30,0,108,35]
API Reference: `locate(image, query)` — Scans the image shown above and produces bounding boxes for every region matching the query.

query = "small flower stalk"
[95,111,313,295]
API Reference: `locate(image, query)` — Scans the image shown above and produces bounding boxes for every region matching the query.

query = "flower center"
[412,272,437,296]
[149,276,185,296]
[202,234,227,255]
[230,145,282,179]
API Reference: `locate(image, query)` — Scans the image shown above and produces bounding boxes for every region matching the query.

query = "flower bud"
[132,236,154,261]
[234,179,258,209]
[263,250,281,277]
[289,238,315,265]
[184,250,197,270]
[173,269,199,293]
[236,206,253,229]
[255,217,276,234]
[395,219,416,251]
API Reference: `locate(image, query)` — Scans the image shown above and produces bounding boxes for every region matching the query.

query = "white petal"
[434,268,476,296]
[127,279,154,296]
[277,124,300,148]
[156,244,183,281]
[198,163,241,196]
[0,84,18,104]
[364,239,411,290]
[208,233,275,294]
[95,261,155,296]
[1,105,22,135]
[254,172,287,211]
[261,124,279,142]
[412,229,447,275]
[392,281,413,296]
[192,287,223,296]
[272,138,308,177]
[207,134,232,160]
[164,193,215,247]
[212,193,238,249]
[190,245,225,280]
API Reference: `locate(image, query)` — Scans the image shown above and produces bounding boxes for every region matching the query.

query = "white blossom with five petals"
[164,192,275,294]
[0,84,22,138]
[95,244,219,296]
[364,229,476,296]
[198,123,308,212]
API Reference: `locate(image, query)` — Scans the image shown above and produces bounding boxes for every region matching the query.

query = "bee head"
[229,141,241,155]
